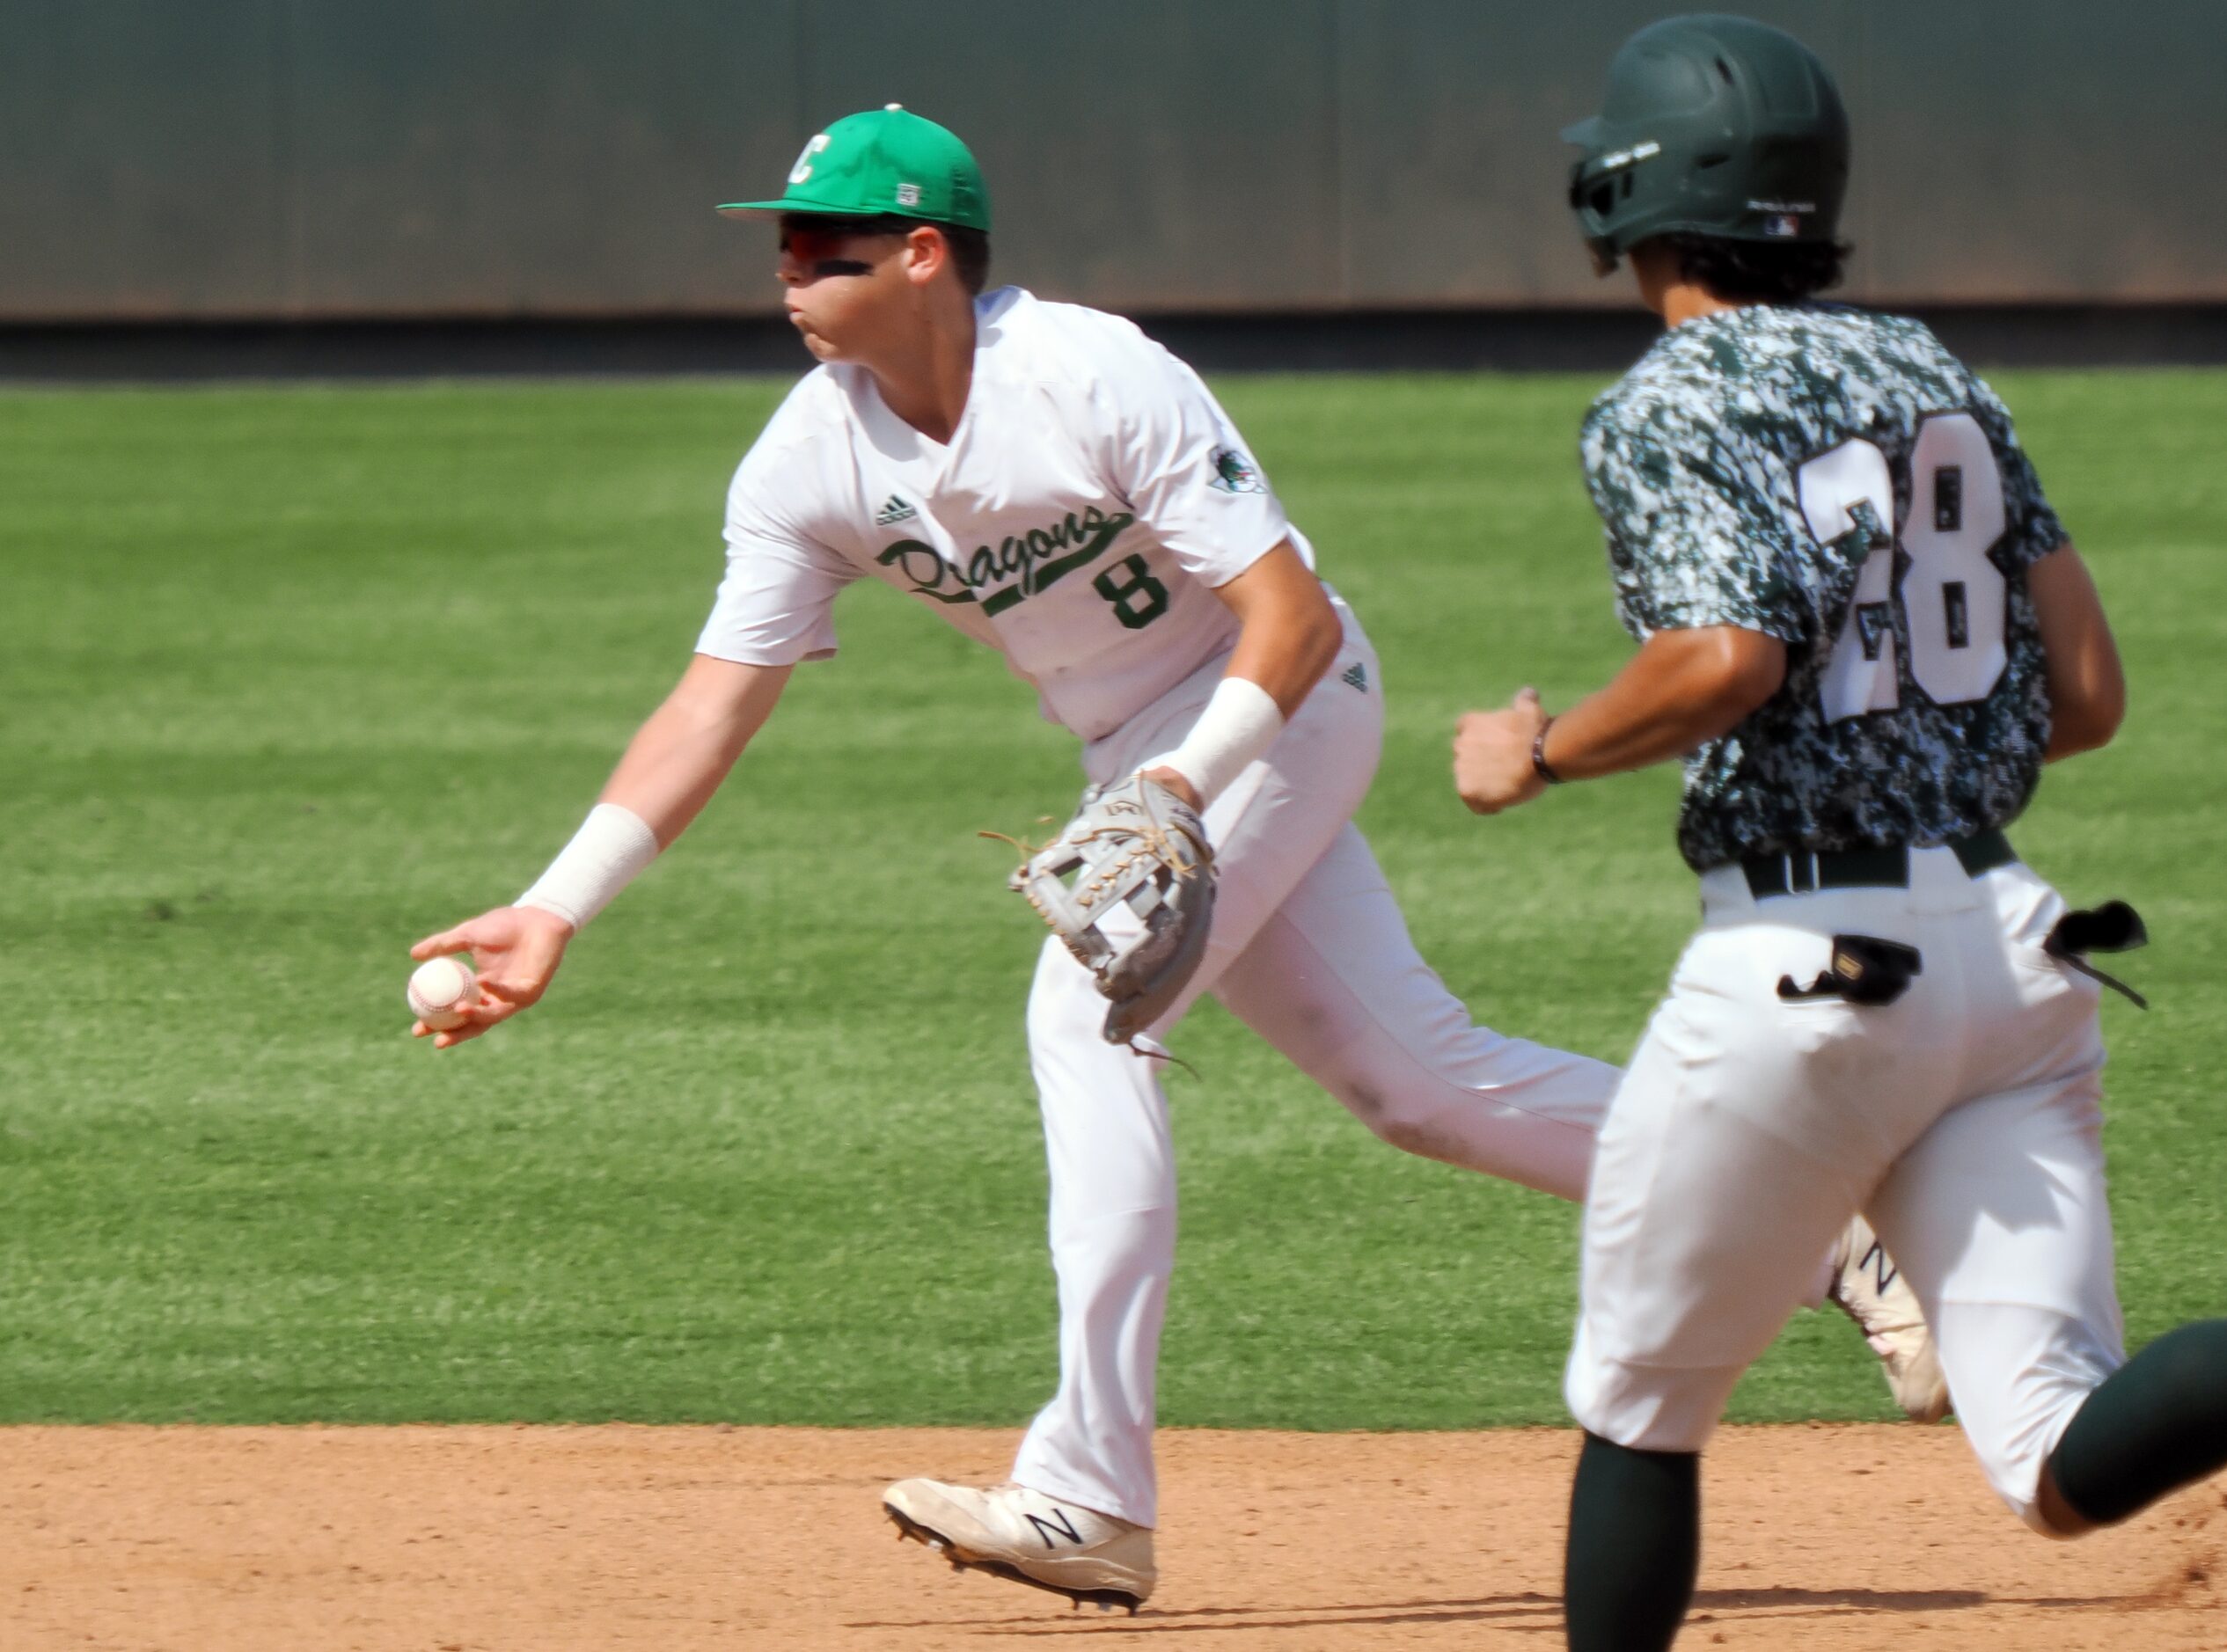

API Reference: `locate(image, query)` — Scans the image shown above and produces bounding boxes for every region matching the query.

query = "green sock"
[2048,1319,2227,1527]
[1564,1432,1699,1652]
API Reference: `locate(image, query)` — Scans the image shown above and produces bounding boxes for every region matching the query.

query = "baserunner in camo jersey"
[1453,17,2227,1650]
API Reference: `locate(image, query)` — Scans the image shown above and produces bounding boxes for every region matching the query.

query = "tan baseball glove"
[1005,773,1216,1048]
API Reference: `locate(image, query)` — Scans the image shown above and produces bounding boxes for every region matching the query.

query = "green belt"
[1738,829,2017,900]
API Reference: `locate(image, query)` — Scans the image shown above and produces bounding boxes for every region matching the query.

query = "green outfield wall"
[2,0,2214,321]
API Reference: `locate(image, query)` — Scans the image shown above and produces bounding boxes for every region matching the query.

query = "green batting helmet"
[1563,13,1850,273]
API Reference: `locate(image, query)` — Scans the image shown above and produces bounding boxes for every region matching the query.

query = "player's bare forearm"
[2028,545,2125,761]
[1454,626,1784,815]
[1545,625,1787,778]
[1142,542,1340,810]
[405,657,790,1049]
[1211,541,1343,715]
[600,655,793,845]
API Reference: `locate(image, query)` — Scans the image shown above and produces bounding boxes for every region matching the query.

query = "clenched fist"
[1454,688,1550,816]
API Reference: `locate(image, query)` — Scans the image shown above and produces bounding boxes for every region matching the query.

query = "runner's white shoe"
[1830,1216,1952,1423]
[883,1478,1155,1611]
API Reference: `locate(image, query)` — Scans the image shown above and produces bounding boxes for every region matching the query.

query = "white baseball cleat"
[883,1478,1155,1612]
[1830,1216,1952,1423]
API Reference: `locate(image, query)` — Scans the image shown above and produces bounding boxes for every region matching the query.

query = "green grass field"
[2,367,2222,1429]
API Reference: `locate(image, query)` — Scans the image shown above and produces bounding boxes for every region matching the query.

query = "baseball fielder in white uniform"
[409,106,1938,1613]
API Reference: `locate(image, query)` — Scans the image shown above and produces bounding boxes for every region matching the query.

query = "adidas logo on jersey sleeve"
[875,495,919,526]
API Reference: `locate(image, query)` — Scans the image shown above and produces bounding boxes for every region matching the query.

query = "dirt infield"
[4,1424,2220,1649]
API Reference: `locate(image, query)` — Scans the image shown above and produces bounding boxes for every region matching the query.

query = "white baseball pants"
[1011,605,1619,1525]
[1565,845,2125,1531]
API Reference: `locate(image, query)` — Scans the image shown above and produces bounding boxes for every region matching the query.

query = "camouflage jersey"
[1580,303,2068,872]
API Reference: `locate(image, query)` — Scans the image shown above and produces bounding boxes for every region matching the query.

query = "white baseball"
[407,956,478,1031]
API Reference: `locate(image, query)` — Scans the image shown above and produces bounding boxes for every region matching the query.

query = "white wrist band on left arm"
[1143,675,1285,806]
[516,802,661,931]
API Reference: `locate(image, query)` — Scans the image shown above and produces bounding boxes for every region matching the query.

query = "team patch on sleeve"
[1206,447,1267,494]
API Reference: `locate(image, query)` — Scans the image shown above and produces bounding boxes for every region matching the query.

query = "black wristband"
[1531,718,1564,786]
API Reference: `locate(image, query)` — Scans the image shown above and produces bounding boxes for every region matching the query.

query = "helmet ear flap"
[1566,161,1629,273]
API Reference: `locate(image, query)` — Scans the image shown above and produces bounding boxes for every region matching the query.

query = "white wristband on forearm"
[1142,676,1285,806]
[516,802,661,931]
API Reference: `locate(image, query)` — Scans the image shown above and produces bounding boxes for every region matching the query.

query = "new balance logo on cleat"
[875,495,918,526]
[1863,1239,1898,1294]
[1024,1508,1085,1550]
[1340,662,1368,693]
[883,1477,1156,1612]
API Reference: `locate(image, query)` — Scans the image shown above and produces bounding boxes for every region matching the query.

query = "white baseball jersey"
[696,286,1314,742]
[693,285,1621,1531]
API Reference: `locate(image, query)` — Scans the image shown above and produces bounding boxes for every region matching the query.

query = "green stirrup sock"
[1564,1432,1700,1652]
[2048,1319,2227,1527]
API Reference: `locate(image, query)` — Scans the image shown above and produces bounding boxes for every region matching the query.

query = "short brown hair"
[938,225,993,297]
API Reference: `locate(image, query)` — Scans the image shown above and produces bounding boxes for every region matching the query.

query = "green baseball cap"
[718,105,991,231]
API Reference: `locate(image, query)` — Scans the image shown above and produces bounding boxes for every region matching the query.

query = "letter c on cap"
[788,133,831,186]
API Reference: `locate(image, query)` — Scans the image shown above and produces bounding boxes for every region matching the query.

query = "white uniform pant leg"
[1007,939,1180,1526]
[1010,625,1382,1525]
[1212,822,1614,1202]
[1566,877,1964,1451]
[1864,865,2125,1533]
[1564,994,1901,1449]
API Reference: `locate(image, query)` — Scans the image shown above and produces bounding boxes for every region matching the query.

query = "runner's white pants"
[1011,606,1618,1524]
[1565,845,2125,1533]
